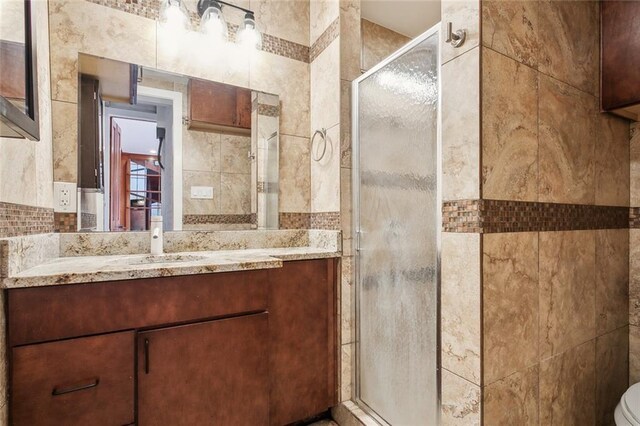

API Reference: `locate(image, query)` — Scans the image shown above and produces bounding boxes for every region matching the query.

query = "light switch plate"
[191,186,214,199]
[53,182,77,212]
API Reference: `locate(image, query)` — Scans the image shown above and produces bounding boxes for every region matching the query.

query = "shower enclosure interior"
[352,27,440,425]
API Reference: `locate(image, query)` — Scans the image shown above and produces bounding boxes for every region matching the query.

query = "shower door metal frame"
[351,23,442,426]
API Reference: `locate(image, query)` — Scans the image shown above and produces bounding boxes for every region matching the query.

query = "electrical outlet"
[191,186,214,199]
[54,182,77,212]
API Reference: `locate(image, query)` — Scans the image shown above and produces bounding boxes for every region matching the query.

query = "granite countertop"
[2,247,340,288]
[0,230,342,289]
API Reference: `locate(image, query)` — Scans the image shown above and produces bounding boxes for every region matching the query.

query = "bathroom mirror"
[76,53,279,232]
[0,0,39,140]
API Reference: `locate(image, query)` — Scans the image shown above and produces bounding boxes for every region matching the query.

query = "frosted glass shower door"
[353,29,439,425]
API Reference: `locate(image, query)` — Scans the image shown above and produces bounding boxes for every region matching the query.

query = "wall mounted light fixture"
[197,0,262,49]
[159,0,190,31]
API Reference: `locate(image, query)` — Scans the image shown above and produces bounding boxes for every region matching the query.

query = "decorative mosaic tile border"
[258,104,280,117]
[85,0,310,62]
[183,214,257,225]
[310,17,340,62]
[0,202,55,238]
[443,199,630,233]
[80,212,98,230]
[630,207,640,229]
[54,212,78,233]
[279,212,340,230]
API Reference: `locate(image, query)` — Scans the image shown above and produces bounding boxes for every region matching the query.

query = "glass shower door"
[353,29,439,425]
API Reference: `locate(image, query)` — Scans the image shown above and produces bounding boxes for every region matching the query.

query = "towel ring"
[311,128,327,161]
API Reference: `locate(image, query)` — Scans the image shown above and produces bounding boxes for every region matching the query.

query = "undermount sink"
[118,254,209,265]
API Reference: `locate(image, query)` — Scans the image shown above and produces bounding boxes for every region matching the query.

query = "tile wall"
[360,19,410,72]
[480,1,631,425]
[631,122,640,385]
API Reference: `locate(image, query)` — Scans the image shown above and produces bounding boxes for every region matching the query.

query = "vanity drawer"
[7,269,268,346]
[11,331,134,426]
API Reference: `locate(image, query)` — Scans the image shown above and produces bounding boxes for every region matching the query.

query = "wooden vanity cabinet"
[601,0,640,119]
[188,79,252,132]
[6,259,338,426]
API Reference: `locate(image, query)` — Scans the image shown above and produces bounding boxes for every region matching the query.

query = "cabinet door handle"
[144,338,150,374]
[52,378,99,396]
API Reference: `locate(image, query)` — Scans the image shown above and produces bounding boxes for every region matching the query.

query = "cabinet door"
[11,331,134,426]
[189,79,238,128]
[137,313,269,425]
[601,0,640,110]
[268,260,337,425]
[236,87,252,128]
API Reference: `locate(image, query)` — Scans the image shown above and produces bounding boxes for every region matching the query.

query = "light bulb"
[159,0,190,31]
[200,4,228,43]
[237,12,262,50]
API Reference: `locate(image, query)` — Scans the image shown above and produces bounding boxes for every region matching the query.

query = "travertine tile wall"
[48,0,312,223]
[480,2,631,426]
[360,19,410,72]
[0,0,55,234]
[440,0,482,424]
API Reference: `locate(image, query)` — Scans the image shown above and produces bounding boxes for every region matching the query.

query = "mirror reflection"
[0,0,27,113]
[77,53,279,232]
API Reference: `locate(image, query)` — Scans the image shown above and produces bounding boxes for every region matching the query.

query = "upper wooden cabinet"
[601,0,640,120]
[188,79,252,133]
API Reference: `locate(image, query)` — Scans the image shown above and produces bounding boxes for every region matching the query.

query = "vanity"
[1,231,340,425]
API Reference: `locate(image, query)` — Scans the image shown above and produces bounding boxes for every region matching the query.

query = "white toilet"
[616,382,640,425]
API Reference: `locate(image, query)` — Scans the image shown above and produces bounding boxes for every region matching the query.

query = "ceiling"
[360,0,441,38]
[114,118,159,155]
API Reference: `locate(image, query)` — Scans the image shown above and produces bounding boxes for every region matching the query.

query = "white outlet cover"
[53,182,77,212]
[191,186,214,199]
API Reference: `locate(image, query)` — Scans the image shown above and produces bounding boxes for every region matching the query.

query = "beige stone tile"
[340,167,352,237]
[340,343,353,402]
[482,48,538,201]
[483,232,539,384]
[483,365,539,426]
[340,80,352,168]
[630,230,640,326]
[182,128,220,173]
[441,0,480,65]
[596,114,630,206]
[441,369,481,426]
[361,19,410,72]
[340,0,361,81]
[442,48,480,200]
[631,325,640,383]
[539,340,596,425]
[250,0,309,47]
[52,101,77,183]
[34,0,54,208]
[538,0,599,95]
[278,135,310,213]
[311,124,340,213]
[539,231,596,359]
[220,173,251,214]
[221,134,251,174]
[595,229,629,335]
[482,0,538,68]
[310,0,339,45]
[631,123,640,205]
[0,138,36,206]
[311,38,340,131]
[596,327,629,426]
[250,51,309,138]
[182,170,219,214]
[340,256,353,344]
[442,233,481,384]
[539,75,595,204]
[48,0,156,102]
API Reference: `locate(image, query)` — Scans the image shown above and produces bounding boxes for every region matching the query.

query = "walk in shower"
[352,27,440,425]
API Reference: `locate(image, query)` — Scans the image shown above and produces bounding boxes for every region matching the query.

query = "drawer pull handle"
[144,338,150,374]
[52,379,99,396]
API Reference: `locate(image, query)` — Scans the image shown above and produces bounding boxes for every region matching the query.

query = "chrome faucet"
[150,216,163,255]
